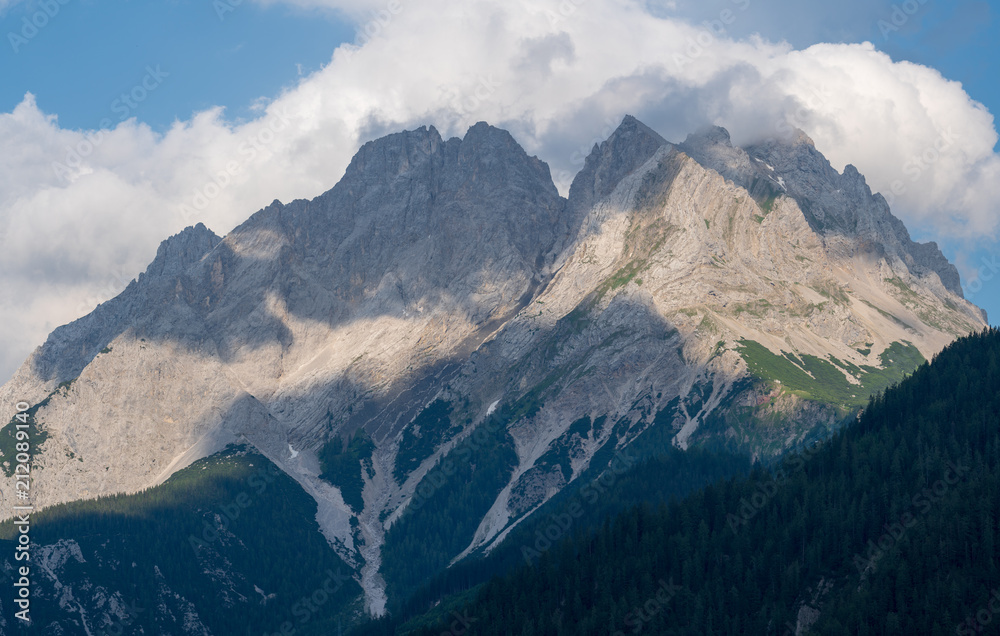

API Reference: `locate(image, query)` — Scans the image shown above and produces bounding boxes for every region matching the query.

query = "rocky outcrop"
[680,126,968,300]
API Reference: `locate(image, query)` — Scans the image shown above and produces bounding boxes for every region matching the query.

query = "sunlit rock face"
[0,116,984,615]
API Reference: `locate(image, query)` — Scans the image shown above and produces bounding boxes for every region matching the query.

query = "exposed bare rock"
[0,116,985,616]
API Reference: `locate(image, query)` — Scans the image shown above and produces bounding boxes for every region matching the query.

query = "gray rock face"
[681,126,967,299]
[17,223,222,394]
[568,114,668,217]
[0,116,986,617]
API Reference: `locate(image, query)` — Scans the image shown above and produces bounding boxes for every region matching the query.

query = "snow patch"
[754,157,776,172]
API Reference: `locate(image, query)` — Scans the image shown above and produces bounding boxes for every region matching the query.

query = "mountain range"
[0,115,987,633]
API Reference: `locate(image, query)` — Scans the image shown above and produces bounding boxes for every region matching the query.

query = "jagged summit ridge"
[144,222,222,279]
[568,114,668,216]
[680,124,965,298]
[0,115,986,618]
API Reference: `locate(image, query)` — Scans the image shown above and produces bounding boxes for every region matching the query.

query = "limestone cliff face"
[430,122,983,559]
[0,117,985,615]
[682,126,971,301]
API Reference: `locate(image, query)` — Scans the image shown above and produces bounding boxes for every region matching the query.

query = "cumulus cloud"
[2,0,999,381]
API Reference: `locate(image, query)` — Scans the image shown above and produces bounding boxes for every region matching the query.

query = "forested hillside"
[376,328,1000,635]
[0,446,362,634]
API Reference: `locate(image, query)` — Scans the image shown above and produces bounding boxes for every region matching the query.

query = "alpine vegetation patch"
[187,460,283,552]
[407,410,510,512]
[264,568,353,636]
[436,610,478,636]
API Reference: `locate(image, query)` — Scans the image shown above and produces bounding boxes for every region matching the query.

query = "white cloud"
[2,0,999,382]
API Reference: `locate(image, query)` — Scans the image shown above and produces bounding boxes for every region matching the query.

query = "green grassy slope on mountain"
[376,328,1000,635]
[736,338,925,407]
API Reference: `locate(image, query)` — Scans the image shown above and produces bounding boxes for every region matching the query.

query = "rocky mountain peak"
[682,124,732,147]
[675,124,966,297]
[678,125,759,190]
[787,127,816,147]
[143,222,222,279]
[0,116,986,621]
[568,114,669,215]
[335,121,555,200]
[337,125,444,188]
[749,135,965,296]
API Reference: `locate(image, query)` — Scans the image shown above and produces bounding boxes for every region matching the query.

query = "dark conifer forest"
[363,328,1000,636]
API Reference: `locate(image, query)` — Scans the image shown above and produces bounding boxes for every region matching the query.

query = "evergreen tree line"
[371,328,1000,635]
[0,446,361,635]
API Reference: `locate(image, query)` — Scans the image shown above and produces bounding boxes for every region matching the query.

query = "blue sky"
[1,0,353,130]
[0,0,998,380]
